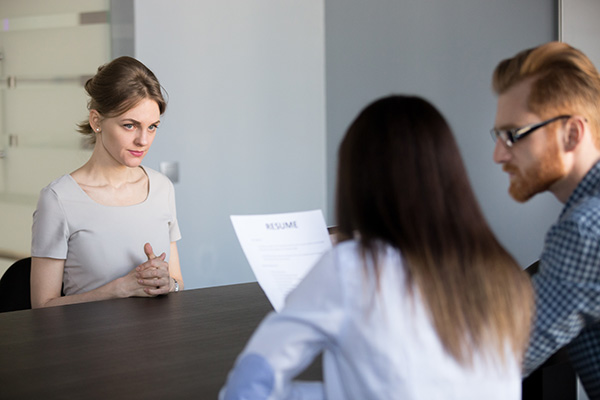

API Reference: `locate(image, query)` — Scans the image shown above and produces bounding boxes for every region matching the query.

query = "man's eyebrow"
[494,124,516,130]
[495,120,532,130]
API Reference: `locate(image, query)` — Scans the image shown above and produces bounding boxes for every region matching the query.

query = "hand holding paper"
[230,210,332,311]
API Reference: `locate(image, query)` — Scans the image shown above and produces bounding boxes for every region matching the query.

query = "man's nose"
[493,139,511,164]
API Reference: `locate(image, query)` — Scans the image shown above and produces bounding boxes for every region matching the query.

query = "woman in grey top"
[30,57,184,308]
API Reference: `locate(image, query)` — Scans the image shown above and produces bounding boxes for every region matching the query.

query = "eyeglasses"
[490,115,571,148]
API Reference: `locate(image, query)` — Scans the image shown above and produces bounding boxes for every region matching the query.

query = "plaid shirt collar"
[560,160,600,219]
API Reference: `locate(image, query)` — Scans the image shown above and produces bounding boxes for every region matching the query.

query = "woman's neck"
[72,152,143,189]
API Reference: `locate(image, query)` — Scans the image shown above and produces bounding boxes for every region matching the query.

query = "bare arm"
[30,257,65,308]
[30,243,176,308]
[31,241,182,308]
[30,257,150,308]
[168,241,184,291]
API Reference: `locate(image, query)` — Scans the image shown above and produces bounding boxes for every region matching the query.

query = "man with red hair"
[491,41,600,397]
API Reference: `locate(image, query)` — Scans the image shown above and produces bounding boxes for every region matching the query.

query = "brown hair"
[335,95,534,366]
[77,56,167,144]
[493,41,600,147]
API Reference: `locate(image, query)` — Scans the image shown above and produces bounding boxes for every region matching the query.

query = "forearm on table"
[32,277,128,308]
[170,275,184,291]
[167,241,183,291]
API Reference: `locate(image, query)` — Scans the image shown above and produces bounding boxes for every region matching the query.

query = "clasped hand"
[129,242,171,297]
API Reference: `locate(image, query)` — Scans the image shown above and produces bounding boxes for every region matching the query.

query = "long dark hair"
[335,95,533,366]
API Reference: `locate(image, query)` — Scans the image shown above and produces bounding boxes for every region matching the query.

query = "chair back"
[0,257,32,313]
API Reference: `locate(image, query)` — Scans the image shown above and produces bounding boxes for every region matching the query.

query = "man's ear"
[563,117,585,152]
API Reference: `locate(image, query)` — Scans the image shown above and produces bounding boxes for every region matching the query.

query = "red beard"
[503,139,564,202]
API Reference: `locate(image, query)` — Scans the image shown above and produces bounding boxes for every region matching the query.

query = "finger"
[135,254,168,273]
[144,284,170,296]
[141,288,158,297]
[138,276,169,288]
[136,266,168,279]
[144,242,156,260]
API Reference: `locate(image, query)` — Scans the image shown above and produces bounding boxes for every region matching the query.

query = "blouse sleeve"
[219,250,346,400]
[31,186,69,259]
[166,177,181,242]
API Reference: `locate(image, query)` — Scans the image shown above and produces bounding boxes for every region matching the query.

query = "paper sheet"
[230,210,332,312]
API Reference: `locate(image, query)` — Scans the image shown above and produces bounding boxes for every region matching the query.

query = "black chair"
[0,257,66,313]
[0,257,32,313]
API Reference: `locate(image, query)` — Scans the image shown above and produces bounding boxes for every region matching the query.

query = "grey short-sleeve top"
[31,166,181,295]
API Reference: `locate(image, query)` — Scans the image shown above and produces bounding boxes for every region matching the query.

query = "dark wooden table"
[0,283,321,399]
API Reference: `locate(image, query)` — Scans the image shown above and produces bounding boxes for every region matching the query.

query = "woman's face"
[93,98,161,168]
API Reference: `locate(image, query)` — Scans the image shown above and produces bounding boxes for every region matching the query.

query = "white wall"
[561,0,600,68]
[324,0,561,269]
[134,0,326,288]
[134,0,564,291]
[0,1,580,289]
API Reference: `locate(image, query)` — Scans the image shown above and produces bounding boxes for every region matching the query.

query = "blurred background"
[0,0,597,297]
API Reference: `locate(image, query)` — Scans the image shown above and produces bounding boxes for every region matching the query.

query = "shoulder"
[331,239,402,271]
[327,240,362,273]
[558,194,600,237]
[542,195,600,281]
[38,174,77,201]
[560,165,600,234]
[332,239,359,259]
[285,241,361,307]
[34,176,76,225]
[142,166,174,190]
[321,240,404,291]
[141,166,163,181]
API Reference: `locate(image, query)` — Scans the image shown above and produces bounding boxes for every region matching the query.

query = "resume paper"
[230,210,332,311]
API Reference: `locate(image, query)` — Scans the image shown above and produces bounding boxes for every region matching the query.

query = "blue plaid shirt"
[525,161,600,397]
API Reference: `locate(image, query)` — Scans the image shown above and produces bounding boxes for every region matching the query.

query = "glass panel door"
[0,0,111,260]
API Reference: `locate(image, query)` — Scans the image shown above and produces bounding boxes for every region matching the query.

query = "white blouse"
[221,240,521,400]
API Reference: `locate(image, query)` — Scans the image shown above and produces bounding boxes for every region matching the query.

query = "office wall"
[135,0,560,290]
[324,0,561,268]
[561,0,600,68]
[134,1,326,288]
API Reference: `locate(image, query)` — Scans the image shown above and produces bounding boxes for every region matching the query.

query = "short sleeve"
[167,177,181,242]
[31,186,69,259]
